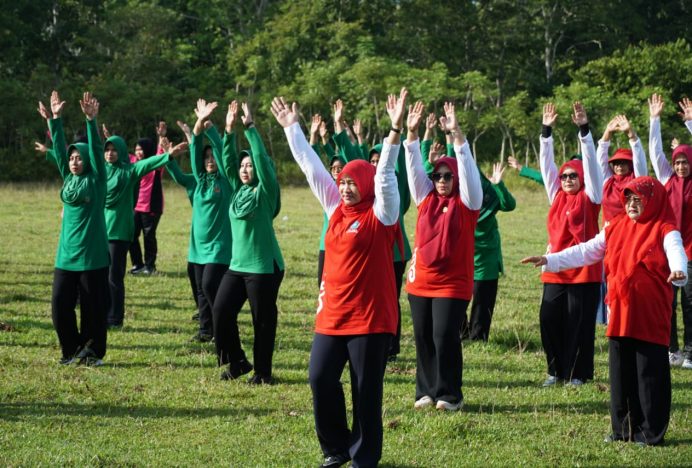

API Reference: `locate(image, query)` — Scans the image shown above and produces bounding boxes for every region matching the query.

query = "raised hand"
[428,141,444,165]
[540,103,557,127]
[241,102,254,126]
[489,162,506,184]
[386,87,408,130]
[34,141,48,154]
[102,124,112,139]
[168,141,189,157]
[333,99,344,125]
[426,112,437,130]
[79,91,99,120]
[156,121,167,137]
[520,256,547,267]
[671,138,680,150]
[194,99,218,122]
[159,136,172,153]
[442,102,459,132]
[601,115,620,141]
[176,120,192,143]
[270,97,300,128]
[571,101,588,126]
[226,100,238,132]
[50,90,66,118]
[507,156,522,171]
[310,114,322,137]
[678,97,692,121]
[406,101,425,134]
[614,114,635,139]
[37,101,50,120]
[648,93,664,118]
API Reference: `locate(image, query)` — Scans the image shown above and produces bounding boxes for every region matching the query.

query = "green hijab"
[61,143,94,206]
[230,150,282,219]
[104,135,132,208]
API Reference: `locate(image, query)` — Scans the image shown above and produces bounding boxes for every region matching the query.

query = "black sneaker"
[59,356,75,365]
[248,373,274,385]
[130,265,145,274]
[141,266,156,275]
[190,332,213,343]
[220,359,253,381]
[320,453,350,468]
[191,311,200,321]
[74,347,103,367]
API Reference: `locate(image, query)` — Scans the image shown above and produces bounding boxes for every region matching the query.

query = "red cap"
[608,148,633,163]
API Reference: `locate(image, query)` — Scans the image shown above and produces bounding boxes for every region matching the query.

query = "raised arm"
[572,101,602,203]
[598,116,619,182]
[489,162,516,211]
[241,102,279,208]
[539,103,560,203]
[678,97,692,134]
[648,93,674,184]
[617,115,647,177]
[191,99,218,180]
[271,97,340,216]
[80,91,106,182]
[404,98,434,205]
[332,101,365,162]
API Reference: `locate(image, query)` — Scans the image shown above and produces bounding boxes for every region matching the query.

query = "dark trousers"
[466,279,498,342]
[51,267,109,359]
[129,211,161,269]
[317,249,325,288]
[409,294,467,403]
[539,282,600,381]
[670,261,692,358]
[609,337,670,445]
[213,265,284,377]
[193,263,226,336]
[388,261,406,357]
[187,262,199,308]
[309,333,391,468]
[107,240,130,326]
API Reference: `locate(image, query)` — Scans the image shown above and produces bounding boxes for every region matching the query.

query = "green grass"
[1,177,690,467]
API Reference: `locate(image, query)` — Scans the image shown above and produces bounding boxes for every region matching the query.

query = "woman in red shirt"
[272,90,404,468]
[404,102,483,411]
[523,176,687,446]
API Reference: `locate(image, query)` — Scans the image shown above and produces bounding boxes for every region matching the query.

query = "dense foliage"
[1,0,690,182]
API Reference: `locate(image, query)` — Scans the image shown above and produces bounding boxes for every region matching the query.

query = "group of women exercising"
[37,87,692,466]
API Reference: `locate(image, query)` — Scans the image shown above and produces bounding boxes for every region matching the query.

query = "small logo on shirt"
[347,221,360,234]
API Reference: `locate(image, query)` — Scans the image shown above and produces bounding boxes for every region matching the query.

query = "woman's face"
[338,175,361,206]
[134,144,145,161]
[432,164,453,197]
[625,192,643,220]
[560,168,581,194]
[69,149,84,175]
[674,157,690,178]
[104,143,118,164]
[369,152,380,167]
[205,149,217,173]
[330,160,344,180]
[610,160,630,176]
[239,156,254,184]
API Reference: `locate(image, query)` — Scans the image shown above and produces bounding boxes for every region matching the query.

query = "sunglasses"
[559,172,578,181]
[430,172,453,182]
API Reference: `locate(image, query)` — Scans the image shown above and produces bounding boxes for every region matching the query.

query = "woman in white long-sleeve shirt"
[271,90,404,468]
[523,176,687,446]
[537,102,603,386]
[403,101,482,411]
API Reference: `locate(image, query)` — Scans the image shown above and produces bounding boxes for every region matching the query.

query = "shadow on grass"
[487,332,543,353]
[0,293,49,304]
[0,401,272,421]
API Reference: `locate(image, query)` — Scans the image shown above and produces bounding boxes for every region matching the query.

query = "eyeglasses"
[559,172,578,181]
[430,172,453,182]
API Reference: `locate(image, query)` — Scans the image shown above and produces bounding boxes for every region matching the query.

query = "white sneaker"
[682,358,692,369]
[436,399,463,411]
[414,395,433,409]
[566,378,584,387]
[542,375,558,387]
[669,351,684,366]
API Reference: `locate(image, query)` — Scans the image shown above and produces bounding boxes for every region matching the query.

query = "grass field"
[1,176,690,467]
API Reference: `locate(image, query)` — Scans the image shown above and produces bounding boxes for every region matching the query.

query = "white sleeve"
[539,135,560,204]
[598,139,613,184]
[284,123,340,217]
[404,138,433,206]
[543,230,606,272]
[649,117,674,185]
[664,230,688,287]
[579,131,603,204]
[373,140,400,226]
[454,141,483,210]
[686,120,692,136]
[631,138,648,177]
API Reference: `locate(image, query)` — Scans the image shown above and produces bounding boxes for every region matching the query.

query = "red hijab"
[547,160,591,250]
[666,144,692,232]
[416,157,463,264]
[605,176,677,344]
[602,148,635,222]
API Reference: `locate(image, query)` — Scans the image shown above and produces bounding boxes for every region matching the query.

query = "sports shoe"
[566,378,584,387]
[436,399,463,411]
[190,332,213,343]
[247,373,274,385]
[542,375,558,387]
[74,347,103,367]
[130,265,145,274]
[320,453,350,468]
[141,266,156,275]
[220,359,253,381]
[669,351,684,366]
[59,357,75,365]
[682,358,692,369]
[414,395,434,409]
